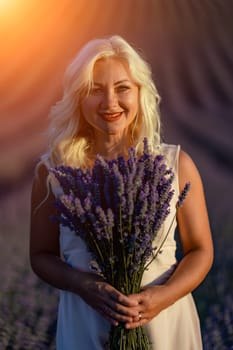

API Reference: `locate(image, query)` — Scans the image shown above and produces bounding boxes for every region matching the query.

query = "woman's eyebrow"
[93,79,131,86]
[114,79,131,85]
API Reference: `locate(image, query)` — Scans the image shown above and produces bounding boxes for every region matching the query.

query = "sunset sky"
[0,0,232,219]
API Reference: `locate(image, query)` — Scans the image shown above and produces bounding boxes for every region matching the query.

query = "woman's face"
[80,57,139,139]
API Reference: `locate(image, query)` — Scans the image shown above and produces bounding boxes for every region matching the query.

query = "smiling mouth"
[100,112,123,122]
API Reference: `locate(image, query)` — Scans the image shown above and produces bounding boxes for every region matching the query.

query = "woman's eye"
[91,87,103,94]
[117,86,130,92]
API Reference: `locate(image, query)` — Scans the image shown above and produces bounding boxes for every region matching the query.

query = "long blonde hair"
[43,35,161,169]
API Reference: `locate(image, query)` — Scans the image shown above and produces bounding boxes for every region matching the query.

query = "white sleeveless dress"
[45,144,203,350]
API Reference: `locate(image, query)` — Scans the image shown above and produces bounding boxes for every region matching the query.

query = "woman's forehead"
[92,57,133,82]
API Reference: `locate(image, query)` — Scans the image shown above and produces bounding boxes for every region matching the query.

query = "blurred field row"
[0,183,232,349]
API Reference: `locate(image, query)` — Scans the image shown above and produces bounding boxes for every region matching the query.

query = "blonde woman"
[30,35,213,350]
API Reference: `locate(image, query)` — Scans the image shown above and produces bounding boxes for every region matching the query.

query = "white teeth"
[103,112,121,118]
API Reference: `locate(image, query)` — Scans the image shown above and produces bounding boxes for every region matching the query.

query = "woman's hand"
[124,285,170,329]
[77,271,140,326]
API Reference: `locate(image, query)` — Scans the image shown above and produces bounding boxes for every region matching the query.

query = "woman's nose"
[100,89,118,110]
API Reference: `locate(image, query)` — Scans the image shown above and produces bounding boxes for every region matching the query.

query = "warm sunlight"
[0,0,14,6]
[0,0,21,12]
[0,0,28,24]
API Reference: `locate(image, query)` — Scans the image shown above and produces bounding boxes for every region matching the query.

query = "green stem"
[144,212,176,271]
[119,205,128,293]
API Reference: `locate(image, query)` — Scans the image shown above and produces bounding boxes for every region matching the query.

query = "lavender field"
[0,182,58,350]
[0,181,232,349]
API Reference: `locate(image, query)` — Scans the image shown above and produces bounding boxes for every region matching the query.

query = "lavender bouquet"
[50,139,190,350]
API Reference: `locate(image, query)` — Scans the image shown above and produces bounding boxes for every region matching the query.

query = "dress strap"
[161,143,180,195]
[40,154,63,198]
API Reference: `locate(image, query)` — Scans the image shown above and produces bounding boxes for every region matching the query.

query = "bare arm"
[30,164,139,325]
[163,150,213,299]
[30,164,77,291]
[126,150,214,328]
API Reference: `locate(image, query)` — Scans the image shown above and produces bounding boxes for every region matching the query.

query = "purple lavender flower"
[177,182,191,207]
[50,137,191,350]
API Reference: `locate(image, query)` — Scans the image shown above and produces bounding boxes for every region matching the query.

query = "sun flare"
[0,0,19,10]
[0,0,25,22]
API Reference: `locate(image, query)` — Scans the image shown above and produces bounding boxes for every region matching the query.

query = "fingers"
[99,288,141,325]
[104,287,140,319]
[100,303,135,325]
[125,312,149,329]
[110,289,139,307]
[108,298,139,317]
[81,277,144,326]
[125,319,148,329]
[98,304,119,326]
[100,299,149,329]
[105,299,139,323]
[89,284,138,325]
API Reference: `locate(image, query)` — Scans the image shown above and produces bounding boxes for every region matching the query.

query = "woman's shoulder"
[178,149,203,190]
[160,142,180,155]
[33,154,62,198]
[160,143,180,169]
[161,143,195,168]
[160,144,201,186]
[38,153,52,170]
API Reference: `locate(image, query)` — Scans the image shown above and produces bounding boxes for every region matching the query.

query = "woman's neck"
[91,132,131,160]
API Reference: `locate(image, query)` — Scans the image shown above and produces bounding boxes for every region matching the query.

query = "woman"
[30,35,213,349]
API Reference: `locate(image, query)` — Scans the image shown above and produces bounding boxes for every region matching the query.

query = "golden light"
[0,0,22,13]
[0,0,14,6]
[0,0,30,29]
[0,0,100,181]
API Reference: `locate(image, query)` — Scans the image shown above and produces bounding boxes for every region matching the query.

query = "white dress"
[46,144,203,350]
